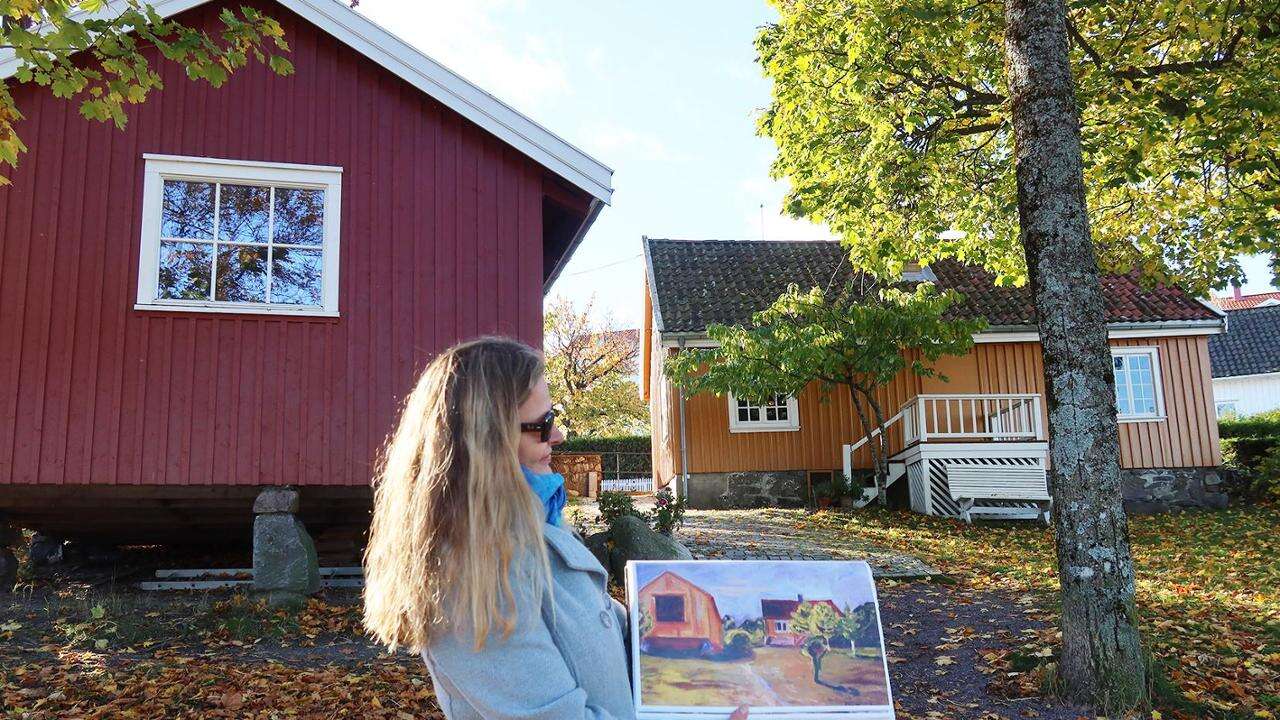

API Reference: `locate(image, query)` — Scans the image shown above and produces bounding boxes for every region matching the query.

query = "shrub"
[557,435,651,480]
[1220,410,1280,500]
[649,488,686,536]
[721,628,755,659]
[597,491,642,526]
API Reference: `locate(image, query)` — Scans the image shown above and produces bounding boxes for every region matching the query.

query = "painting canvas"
[626,560,894,720]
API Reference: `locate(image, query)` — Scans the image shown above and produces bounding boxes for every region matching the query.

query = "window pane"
[216,244,267,302]
[270,247,323,305]
[738,408,750,422]
[161,181,214,240]
[218,184,270,243]
[273,188,325,246]
[1113,356,1124,372]
[158,241,212,299]
[766,407,777,421]
[748,408,760,421]
[777,406,788,421]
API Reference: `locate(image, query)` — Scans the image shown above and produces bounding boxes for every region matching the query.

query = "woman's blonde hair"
[362,336,550,653]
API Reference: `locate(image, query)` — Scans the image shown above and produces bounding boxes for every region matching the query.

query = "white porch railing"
[901,393,1044,444]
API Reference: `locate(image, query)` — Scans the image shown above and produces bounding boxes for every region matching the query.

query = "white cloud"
[357,0,570,116]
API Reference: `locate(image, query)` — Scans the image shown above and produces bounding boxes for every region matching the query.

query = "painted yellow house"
[641,238,1228,519]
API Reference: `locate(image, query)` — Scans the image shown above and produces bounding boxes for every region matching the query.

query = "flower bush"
[649,488,686,536]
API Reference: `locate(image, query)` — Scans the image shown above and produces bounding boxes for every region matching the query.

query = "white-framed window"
[728,392,800,433]
[1215,400,1239,419]
[135,154,343,317]
[774,620,789,632]
[1112,347,1165,421]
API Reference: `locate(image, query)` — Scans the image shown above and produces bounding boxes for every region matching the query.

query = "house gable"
[0,0,612,207]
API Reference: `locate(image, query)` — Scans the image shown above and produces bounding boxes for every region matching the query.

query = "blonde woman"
[362,336,636,720]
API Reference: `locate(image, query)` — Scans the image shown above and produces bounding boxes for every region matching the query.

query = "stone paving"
[676,507,938,578]
[568,498,937,579]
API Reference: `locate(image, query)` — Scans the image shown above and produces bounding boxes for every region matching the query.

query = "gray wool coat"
[421,523,636,720]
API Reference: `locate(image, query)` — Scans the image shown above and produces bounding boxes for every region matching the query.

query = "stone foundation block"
[1121,467,1231,514]
[685,471,808,509]
[252,487,319,608]
[0,547,17,592]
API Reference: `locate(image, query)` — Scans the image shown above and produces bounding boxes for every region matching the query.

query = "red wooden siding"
[0,0,565,488]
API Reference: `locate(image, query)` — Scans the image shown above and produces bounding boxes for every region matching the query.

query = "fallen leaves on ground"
[796,503,1280,719]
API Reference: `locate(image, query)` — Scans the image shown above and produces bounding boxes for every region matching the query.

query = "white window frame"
[135,154,343,317]
[728,392,800,433]
[1111,347,1166,422]
[1215,400,1239,419]
[774,620,789,632]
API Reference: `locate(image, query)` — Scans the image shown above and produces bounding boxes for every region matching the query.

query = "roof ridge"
[645,238,840,245]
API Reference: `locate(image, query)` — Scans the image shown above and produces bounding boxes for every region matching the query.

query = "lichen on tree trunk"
[1002,0,1147,708]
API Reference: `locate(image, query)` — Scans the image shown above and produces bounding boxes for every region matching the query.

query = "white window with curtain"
[135,154,342,316]
[728,392,800,432]
[1112,347,1165,421]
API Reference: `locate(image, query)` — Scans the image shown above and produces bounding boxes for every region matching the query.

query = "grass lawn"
[795,503,1280,719]
[639,646,890,708]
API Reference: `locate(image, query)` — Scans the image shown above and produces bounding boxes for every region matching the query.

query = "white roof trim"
[0,0,613,204]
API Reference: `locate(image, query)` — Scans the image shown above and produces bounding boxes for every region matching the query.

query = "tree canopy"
[543,297,648,438]
[1,0,293,183]
[665,278,983,499]
[756,0,1280,292]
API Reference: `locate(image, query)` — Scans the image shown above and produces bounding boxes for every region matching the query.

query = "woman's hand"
[728,704,749,720]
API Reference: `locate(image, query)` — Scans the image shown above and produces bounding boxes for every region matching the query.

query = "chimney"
[1233,282,1243,300]
[796,594,803,602]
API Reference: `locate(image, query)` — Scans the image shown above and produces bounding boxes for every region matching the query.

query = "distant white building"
[1208,304,1280,418]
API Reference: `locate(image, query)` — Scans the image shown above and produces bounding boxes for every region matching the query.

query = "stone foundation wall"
[1120,467,1230,514]
[685,471,808,509]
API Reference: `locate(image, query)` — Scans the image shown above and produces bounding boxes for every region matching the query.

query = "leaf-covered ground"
[2,504,1275,719]
[796,503,1280,719]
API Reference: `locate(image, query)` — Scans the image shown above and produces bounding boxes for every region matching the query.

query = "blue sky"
[359,1,1277,331]
[634,561,877,623]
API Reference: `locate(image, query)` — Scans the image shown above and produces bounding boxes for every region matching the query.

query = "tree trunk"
[1002,0,1147,709]
[859,386,891,507]
[846,383,884,505]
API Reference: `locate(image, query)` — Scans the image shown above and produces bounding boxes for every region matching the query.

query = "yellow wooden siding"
[663,336,1221,474]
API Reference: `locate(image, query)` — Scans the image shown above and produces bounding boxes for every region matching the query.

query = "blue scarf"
[521,466,566,527]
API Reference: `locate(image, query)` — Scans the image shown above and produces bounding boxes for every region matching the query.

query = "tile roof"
[644,239,1221,334]
[1208,305,1280,378]
[1210,292,1280,311]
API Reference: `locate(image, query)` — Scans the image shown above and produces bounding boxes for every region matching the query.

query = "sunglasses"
[520,409,558,443]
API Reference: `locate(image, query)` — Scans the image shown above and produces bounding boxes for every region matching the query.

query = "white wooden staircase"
[842,394,1051,522]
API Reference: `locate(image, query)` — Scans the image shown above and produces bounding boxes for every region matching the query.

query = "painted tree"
[834,601,881,658]
[787,602,841,683]
[544,297,648,438]
[665,278,983,503]
[1,0,294,184]
[751,0,1280,707]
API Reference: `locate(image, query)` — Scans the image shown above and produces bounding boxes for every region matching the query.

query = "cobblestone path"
[675,508,937,578]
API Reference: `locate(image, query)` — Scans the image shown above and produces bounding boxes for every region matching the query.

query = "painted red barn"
[761,596,842,646]
[637,571,725,656]
[0,0,611,547]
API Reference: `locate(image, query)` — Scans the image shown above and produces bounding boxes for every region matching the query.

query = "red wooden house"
[637,571,725,656]
[761,596,842,646]
[0,0,612,546]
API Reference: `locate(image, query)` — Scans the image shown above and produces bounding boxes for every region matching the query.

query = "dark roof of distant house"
[643,239,1221,334]
[760,598,841,619]
[1210,291,1280,311]
[1208,305,1280,378]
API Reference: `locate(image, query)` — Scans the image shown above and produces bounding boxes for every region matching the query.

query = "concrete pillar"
[252,486,320,609]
